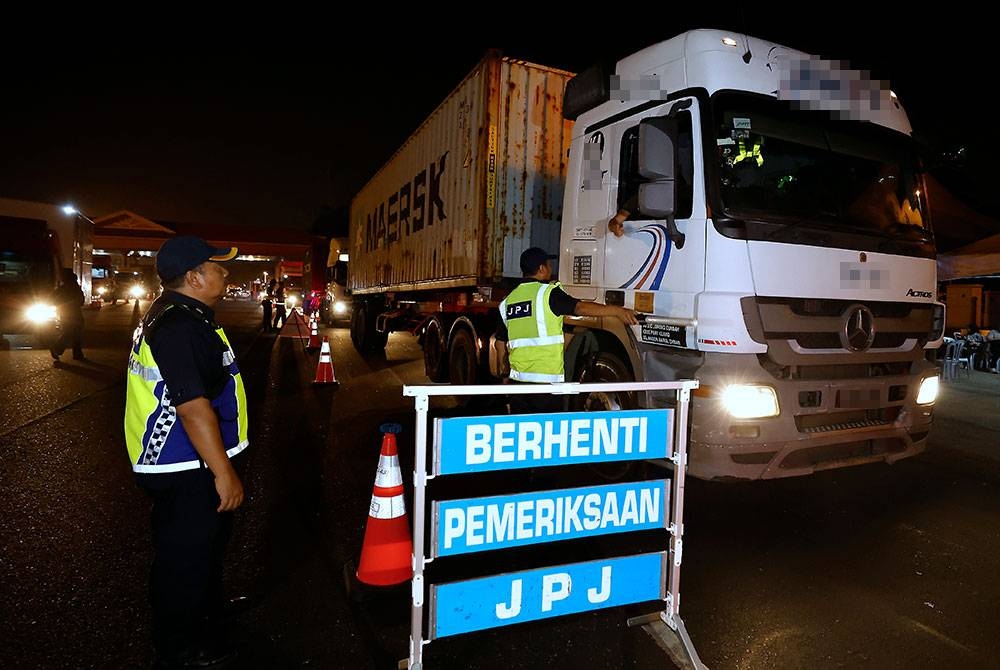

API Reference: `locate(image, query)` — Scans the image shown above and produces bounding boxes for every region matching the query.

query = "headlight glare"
[25,303,58,324]
[916,376,939,405]
[720,384,780,419]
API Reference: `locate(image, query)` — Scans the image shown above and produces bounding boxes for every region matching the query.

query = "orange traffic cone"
[356,423,413,587]
[307,313,321,350]
[312,336,338,385]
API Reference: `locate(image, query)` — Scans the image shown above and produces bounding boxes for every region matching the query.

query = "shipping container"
[348,51,574,384]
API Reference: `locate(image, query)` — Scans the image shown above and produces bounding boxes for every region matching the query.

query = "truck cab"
[560,30,943,480]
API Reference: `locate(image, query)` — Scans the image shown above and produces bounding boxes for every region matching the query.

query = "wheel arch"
[566,325,638,382]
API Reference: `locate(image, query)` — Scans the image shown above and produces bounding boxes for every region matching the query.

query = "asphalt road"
[2,299,999,670]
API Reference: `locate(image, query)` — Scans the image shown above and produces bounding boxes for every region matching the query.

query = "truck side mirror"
[638,181,675,219]
[637,116,685,249]
[639,116,677,182]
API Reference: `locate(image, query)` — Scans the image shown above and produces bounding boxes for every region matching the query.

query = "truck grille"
[742,296,934,374]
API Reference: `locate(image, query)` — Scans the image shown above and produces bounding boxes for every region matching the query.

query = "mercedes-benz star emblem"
[841,305,875,352]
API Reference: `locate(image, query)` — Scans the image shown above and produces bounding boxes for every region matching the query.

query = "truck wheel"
[350,305,364,351]
[574,351,637,481]
[423,319,448,382]
[448,329,477,386]
[351,304,387,353]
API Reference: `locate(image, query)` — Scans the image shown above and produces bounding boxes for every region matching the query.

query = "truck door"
[605,98,705,318]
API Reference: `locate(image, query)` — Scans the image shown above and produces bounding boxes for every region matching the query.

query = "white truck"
[560,29,942,480]
[351,32,944,481]
[0,197,94,345]
[319,237,352,325]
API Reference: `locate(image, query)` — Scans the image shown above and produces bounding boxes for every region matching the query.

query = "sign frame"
[401,380,701,670]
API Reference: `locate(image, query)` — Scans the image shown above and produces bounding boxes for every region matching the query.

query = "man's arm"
[493,338,511,380]
[175,397,244,512]
[608,194,639,238]
[574,300,638,325]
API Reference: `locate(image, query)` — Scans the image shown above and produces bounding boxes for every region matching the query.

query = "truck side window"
[617,111,693,219]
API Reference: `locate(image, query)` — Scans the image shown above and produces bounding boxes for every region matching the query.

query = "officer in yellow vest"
[124,235,247,669]
[495,247,638,413]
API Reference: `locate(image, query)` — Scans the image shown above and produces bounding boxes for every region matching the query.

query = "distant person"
[271,280,287,330]
[124,235,248,669]
[494,247,637,414]
[261,278,275,332]
[50,267,86,362]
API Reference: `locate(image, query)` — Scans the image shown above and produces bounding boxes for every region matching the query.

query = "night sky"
[1,16,993,234]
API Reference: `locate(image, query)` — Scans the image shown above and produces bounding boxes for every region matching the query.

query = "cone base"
[355,567,412,588]
[356,535,412,588]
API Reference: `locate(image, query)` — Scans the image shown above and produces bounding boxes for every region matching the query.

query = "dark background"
[2,15,993,235]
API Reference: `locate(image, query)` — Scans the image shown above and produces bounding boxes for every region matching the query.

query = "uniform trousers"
[136,461,238,656]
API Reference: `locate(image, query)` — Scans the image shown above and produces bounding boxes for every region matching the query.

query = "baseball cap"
[519,247,557,275]
[156,235,239,281]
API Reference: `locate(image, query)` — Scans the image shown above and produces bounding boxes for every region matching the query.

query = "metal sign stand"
[402,381,703,670]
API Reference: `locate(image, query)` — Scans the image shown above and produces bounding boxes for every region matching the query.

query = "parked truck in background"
[0,197,94,346]
[319,237,352,324]
[350,32,944,481]
[91,254,117,304]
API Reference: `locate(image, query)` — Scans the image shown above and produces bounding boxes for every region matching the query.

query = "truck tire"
[574,351,638,481]
[448,328,478,386]
[351,303,388,354]
[423,319,448,382]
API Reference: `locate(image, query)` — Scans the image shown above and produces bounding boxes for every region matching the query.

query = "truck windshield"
[0,218,56,291]
[712,92,931,247]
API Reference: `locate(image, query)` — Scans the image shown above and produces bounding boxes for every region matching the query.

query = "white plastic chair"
[942,340,970,381]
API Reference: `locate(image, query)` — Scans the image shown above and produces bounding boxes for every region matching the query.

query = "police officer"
[261,278,275,331]
[50,267,86,361]
[124,235,248,669]
[494,247,637,414]
[271,280,287,330]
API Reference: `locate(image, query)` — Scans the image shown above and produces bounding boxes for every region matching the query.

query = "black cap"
[519,247,557,275]
[156,235,238,281]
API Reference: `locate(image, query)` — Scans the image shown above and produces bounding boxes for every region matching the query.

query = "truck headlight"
[720,384,780,418]
[129,285,145,299]
[25,303,58,324]
[916,376,939,405]
[333,301,347,314]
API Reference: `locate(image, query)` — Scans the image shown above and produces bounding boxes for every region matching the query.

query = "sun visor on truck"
[563,61,613,121]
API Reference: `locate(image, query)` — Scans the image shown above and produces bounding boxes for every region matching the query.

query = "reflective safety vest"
[124,303,249,473]
[499,281,565,383]
[733,138,763,167]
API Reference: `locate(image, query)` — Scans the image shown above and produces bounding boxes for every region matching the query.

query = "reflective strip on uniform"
[128,357,163,382]
[508,334,564,349]
[131,440,249,473]
[510,369,563,383]
[369,492,407,519]
[533,284,550,336]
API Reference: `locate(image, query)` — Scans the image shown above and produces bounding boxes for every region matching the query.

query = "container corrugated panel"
[349,54,573,294]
